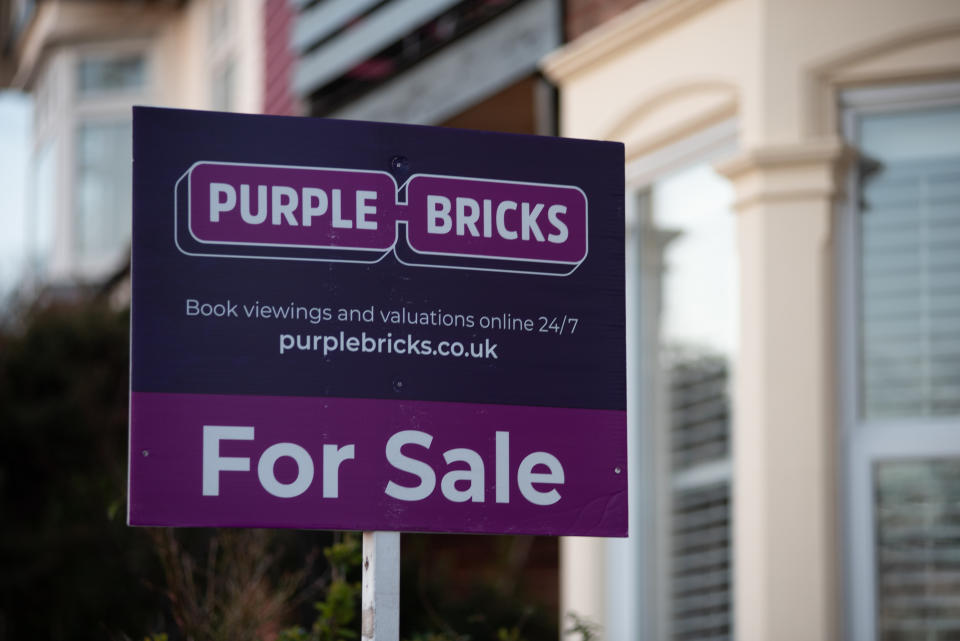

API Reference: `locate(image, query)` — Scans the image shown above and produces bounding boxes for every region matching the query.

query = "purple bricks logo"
[176,161,588,276]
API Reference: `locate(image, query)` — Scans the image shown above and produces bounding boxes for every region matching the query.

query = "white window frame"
[75,50,148,99]
[73,40,154,114]
[72,41,153,278]
[839,80,960,641]
[29,40,154,283]
[611,118,737,641]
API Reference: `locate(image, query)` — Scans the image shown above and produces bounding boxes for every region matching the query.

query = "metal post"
[361,531,400,641]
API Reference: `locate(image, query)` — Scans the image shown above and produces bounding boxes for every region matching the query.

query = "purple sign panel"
[129,107,626,536]
[130,393,625,534]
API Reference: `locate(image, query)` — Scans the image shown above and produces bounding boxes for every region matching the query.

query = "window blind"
[669,355,732,641]
[859,107,960,420]
[876,459,960,640]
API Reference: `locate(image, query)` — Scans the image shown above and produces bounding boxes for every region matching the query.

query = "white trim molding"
[541,0,726,83]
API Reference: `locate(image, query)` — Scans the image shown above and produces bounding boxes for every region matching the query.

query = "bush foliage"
[0,299,561,641]
[0,301,161,640]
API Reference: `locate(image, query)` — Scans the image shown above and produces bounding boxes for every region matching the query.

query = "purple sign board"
[129,107,626,536]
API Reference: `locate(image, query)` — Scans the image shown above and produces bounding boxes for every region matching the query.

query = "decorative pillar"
[716,139,850,641]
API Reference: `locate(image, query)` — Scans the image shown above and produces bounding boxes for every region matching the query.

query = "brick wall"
[263,0,298,116]
[566,0,645,40]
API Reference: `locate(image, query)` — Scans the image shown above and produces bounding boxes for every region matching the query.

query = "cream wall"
[235,0,265,114]
[543,0,960,639]
[546,0,960,150]
[546,0,755,159]
[759,0,960,144]
[156,0,264,112]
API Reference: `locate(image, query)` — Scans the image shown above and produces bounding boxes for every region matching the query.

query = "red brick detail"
[263,0,299,116]
[565,0,646,40]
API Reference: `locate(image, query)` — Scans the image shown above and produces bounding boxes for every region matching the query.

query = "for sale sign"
[128,107,626,536]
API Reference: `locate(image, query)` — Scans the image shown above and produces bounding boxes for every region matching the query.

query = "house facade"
[1,0,264,286]
[543,0,960,639]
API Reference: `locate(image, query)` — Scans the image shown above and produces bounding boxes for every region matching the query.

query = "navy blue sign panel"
[132,108,625,411]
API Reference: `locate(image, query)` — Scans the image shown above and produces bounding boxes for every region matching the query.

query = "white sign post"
[361,531,400,641]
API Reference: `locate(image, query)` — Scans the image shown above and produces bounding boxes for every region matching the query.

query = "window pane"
[670,354,731,471]
[876,459,960,640]
[78,54,146,94]
[653,165,738,358]
[30,140,56,276]
[859,106,960,419]
[672,482,732,641]
[75,121,132,261]
[644,162,736,641]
